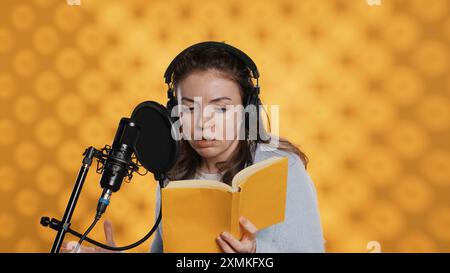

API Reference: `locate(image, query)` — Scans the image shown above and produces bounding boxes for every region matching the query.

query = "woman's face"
[177,69,244,160]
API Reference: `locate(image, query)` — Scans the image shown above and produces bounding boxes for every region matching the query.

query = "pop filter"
[131,101,180,175]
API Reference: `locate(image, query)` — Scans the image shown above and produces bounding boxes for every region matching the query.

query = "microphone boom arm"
[41,146,165,253]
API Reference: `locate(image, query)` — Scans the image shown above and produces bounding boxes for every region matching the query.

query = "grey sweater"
[150,143,325,253]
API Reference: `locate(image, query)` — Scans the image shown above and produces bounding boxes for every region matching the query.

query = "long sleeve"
[255,153,325,253]
[149,184,164,253]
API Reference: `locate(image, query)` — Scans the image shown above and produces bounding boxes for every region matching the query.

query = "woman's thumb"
[103,219,116,247]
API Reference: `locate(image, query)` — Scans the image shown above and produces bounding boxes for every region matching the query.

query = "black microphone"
[42,101,180,253]
[96,117,140,219]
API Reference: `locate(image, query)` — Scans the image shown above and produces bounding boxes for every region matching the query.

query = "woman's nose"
[194,107,215,129]
[194,110,216,139]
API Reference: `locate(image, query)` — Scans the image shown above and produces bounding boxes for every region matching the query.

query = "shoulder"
[254,141,316,195]
[254,141,304,169]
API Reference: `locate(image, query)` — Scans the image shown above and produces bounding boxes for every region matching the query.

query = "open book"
[161,156,288,253]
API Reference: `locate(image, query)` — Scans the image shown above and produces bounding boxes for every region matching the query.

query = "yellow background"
[0,0,449,252]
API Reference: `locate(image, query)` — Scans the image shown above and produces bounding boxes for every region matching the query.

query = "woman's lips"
[194,140,217,148]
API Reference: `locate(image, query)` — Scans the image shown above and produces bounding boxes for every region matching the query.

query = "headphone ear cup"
[244,93,259,141]
[243,93,251,139]
[166,98,175,112]
[166,87,178,120]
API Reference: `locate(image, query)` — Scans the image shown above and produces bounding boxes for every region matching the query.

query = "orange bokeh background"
[0,0,449,252]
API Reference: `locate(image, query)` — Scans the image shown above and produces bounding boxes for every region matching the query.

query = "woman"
[62,41,325,253]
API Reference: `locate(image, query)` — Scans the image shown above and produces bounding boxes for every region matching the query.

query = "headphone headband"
[163,41,260,85]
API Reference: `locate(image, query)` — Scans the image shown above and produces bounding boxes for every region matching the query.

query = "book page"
[231,157,285,190]
[235,157,288,231]
[161,188,233,252]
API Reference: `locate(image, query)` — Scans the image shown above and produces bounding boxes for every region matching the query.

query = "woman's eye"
[181,106,194,112]
[213,106,227,113]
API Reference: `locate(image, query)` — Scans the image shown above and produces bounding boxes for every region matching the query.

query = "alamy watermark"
[169,96,281,149]
[366,0,382,6]
[367,241,382,253]
[67,0,81,6]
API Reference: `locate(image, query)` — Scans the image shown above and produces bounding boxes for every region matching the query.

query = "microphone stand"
[42,146,102,253]
[41,146,167,253]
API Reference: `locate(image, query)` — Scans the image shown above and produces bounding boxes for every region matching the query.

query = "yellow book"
[161,156,288,253]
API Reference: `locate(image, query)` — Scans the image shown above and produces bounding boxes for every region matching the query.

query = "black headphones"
[163,41,262,145]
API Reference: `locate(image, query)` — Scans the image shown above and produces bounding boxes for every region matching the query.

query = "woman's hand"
[60,219,119,253]
[216,216,258,253]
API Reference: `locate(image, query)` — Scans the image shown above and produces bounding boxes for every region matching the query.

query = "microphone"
[96,118,140,219]
[43,100,180,253]
[94,101,182,219]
